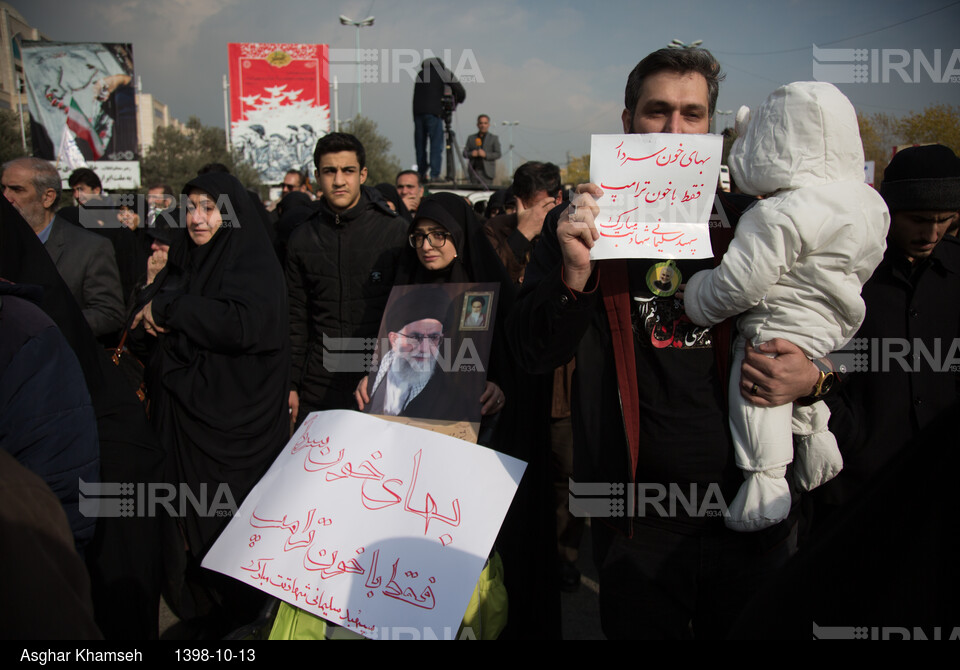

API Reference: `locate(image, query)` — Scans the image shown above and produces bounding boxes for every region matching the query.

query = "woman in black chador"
[136,172,290,635]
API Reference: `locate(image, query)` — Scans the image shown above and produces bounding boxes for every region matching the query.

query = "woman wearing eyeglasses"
[355,193,515,427]
[359,192,560,639]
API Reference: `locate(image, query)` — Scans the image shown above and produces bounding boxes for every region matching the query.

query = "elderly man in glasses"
[365,287,473,421]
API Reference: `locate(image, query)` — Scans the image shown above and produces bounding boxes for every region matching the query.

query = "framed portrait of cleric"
[459,291,494,331]
[363,282,499,443]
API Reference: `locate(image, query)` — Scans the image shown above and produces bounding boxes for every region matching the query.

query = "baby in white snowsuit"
[683,82,889,531]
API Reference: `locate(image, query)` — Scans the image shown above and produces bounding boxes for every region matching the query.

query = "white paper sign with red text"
[202,410,525,639]
[589,133,722,260]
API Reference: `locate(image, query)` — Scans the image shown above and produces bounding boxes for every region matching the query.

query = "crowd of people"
[1,45,958,640]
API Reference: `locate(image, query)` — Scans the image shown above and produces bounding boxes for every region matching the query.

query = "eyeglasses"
[408,231,451,248]
[396,331,443,345]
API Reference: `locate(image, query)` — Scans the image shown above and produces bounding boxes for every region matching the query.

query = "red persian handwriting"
[382,558,437,610]
[614,141,710,168]
[403,450,461,535]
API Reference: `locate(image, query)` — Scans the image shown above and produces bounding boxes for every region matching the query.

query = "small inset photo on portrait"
[459,291,493,331]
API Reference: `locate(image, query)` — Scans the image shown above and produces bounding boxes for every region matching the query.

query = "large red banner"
[228,43,330,183]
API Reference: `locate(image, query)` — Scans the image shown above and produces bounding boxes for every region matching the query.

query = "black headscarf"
[400,192,514,307]
[273,191,315,266]
[394,192,557,637]
[374,183,412,222]
[148,172,290,558]
[396,191,518,398]
[484,188,514,219]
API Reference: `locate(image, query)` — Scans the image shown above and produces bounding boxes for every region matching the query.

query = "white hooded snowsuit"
[684,82,889,531]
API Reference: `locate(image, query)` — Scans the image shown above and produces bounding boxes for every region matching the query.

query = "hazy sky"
[11,0,960,171]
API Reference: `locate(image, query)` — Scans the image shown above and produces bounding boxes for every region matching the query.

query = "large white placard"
[202,410,526,639]
[57,161,141,190]
[589,133,722,260]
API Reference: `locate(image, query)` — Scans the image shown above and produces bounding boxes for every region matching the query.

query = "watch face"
[818,372,835,396]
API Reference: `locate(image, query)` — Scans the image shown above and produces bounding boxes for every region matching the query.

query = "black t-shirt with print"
[628,258,741,530]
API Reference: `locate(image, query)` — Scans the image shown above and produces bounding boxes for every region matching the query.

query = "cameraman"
[413,58,465,183]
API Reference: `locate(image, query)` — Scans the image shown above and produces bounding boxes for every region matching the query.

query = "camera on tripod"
[441,84,459,123]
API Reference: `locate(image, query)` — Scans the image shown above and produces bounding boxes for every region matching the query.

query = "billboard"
[21,42,138,164]
[228,43,330,184]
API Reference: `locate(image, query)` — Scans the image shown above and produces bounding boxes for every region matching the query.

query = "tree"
[0,108,30,164]
[563,153,590,186]
[895,104,960,157]
[342,115,401,186]
[140,116,260,194]
[858,112,898,181]
[858,104,960,184]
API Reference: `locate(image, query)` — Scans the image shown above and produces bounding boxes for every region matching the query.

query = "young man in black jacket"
[286,133,408,424]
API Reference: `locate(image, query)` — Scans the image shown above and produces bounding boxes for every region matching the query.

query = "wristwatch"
[796,358,837,405]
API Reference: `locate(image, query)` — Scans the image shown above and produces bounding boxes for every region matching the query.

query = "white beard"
[372,350,437,416]
[389,353,436,387]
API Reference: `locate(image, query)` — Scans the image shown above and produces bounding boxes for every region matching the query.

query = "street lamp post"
[339,15,375,117]
[223,74,231,151]
[714,109,733,134]
[501,121,519,176]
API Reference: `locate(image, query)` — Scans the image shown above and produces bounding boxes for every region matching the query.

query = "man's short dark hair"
[478,114,490,123]
[396,169,420,186]
[147,182,174,195]
[512,161,562,201]
[67,167,102,191]
[285,169,307,187]
[314,132,366,170]
[624,48,724,118]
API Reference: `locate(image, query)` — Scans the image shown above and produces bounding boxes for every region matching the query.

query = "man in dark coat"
[0,283,99,550]
[463,114,501,185]
[816,144,960,515]
[2,158,124,339]
[484,161,562,284]
[412,58,465,182]
[286,133,408,423]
